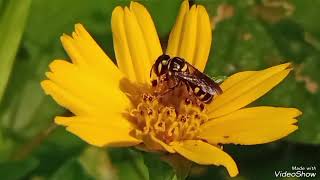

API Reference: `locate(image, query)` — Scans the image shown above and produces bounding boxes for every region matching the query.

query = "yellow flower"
[41,1,301,177]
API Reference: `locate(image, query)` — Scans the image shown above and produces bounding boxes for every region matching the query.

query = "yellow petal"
[208,63,292,118]
[60,34,85,66]
[112,3,161,84]
[124,7,150,83]
[166,1,212,71]
[166,0,189,57]
[171,140,238,177]
[112,7,137,82]
[41,80,92,116]
[141,134,175,153]
[42,60,131,116]
[219,71,256,91]
[55,116,141,147]
[130,2,162,64]
[192,5,212,72]
[200,107,301,145]
[177,5,198,64]
[61,24,121,80]
[150,135,175,153]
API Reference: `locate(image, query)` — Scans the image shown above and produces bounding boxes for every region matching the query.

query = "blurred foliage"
[204,0,320,145]
[109,148,149,180]
[0,157,38,180]
[49,158,93,180]
[0,0,319,179]
[0,0,31,104]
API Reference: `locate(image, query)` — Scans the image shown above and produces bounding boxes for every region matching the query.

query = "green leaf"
[143,152,175,180]
[79,146,117,180]
[162,154,192,180]
[0,0,32,103]
[109,148,149,180]
[0,158,39,180]
[49,158,94,180]
[0,130,14,162]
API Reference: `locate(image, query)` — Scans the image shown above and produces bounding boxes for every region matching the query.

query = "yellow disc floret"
[130,87,209,152]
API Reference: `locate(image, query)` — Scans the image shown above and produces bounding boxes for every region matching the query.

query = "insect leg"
[159,77,181,96]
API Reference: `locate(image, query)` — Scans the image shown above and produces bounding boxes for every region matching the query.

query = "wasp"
[150,54,222,103]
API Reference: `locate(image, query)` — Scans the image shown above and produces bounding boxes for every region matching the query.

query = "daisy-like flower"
[41,1,301,177]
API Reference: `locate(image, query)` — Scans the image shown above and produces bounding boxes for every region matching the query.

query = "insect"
[150,54,222,103]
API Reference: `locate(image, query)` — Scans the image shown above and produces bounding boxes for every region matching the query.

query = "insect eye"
[161,60,168,65]
[170,57,186,72]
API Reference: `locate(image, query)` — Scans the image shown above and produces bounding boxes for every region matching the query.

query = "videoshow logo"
[274,166,317,178]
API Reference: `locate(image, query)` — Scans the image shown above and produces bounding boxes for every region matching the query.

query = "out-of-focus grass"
[0,0,31,103]
[0,0,319,179]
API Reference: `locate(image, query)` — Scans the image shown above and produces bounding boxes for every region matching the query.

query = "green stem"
[11,123,57,160]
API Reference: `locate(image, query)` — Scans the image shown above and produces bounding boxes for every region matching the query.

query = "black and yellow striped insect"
[150,54,222,103]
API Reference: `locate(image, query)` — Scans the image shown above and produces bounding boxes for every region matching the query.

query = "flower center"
[130,85,208,150]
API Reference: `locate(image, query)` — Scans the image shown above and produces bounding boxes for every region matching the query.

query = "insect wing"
[175,72,219,95]
[178,61,223,95]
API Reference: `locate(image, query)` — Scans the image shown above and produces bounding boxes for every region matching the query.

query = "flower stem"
[11,123,57,160]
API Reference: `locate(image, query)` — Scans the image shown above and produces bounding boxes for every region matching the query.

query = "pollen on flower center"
[130,86,209,150]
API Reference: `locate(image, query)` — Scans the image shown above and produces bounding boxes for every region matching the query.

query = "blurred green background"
[0,0,319,179]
